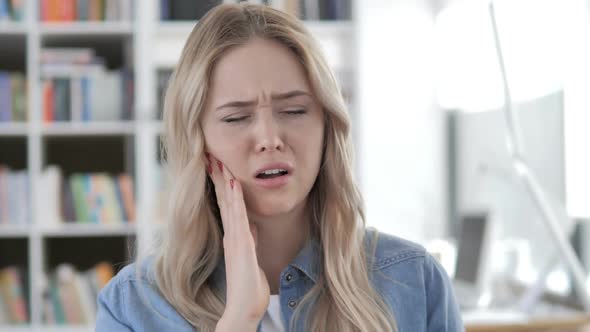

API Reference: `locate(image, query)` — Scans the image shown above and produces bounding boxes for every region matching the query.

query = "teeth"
[261,169,286,175]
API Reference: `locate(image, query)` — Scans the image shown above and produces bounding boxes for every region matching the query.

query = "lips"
[253,162,293,189]
[253,163,294,178]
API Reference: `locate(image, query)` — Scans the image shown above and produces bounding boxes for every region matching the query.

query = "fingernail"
[217,161,223,173]
[230,178,234,189]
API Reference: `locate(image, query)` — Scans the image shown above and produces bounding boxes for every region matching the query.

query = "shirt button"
[288,300,297,308]
[285,273,293,282]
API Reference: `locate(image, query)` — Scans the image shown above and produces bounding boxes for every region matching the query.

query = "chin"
[249,198,298,218]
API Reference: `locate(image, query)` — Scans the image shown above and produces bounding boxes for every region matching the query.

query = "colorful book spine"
[118,174,135,222]
[77,0,89,20]
[70,174,89,222]
[160,0,169,20]
[53,78,71,121]
[88,0,102,21]
[10,73,27,122]
[0,0,10,21]
[49,281,65,324]
[43,262,115,324]
[9,0,24,21]
[0,166,7,224]
[0,167,29,225]
[0,267,28,324]
[39,0,131,22]
[0,73,27,122]
[43,80,55,122]
[0,72,12,122]
[40,64,132,122]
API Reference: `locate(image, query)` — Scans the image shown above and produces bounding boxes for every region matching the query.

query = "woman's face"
[201,37,325,219]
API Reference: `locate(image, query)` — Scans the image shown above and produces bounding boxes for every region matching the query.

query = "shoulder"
[364,227,428,271]
[364,228,464,331]
[96,257,158,318]
[96,257,194,331]
[111,256,156,284]
[363,227,451,289]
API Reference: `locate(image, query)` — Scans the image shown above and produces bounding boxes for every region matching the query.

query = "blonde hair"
[154,3,397,331]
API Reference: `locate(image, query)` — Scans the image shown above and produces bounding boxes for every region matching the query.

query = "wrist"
[216,314,259,332]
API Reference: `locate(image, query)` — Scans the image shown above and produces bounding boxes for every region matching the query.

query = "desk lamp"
[487,0,590,311]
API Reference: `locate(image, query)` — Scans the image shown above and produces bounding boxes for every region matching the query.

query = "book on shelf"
[41,48,134,122]
[160,0,222,21]
[159,0,350,21]
[0,72,27,123]
[0,266,29,325]
[42,262,114,325]
[275,0,351,20]
[0,0,24,22]
[40,165,136,226]
[0,165,29,225]
[40,0,132,22]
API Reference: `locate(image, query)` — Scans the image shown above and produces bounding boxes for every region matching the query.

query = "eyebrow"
[215,90,312,111]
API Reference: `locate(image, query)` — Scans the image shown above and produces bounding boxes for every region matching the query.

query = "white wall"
[356,0,448,243]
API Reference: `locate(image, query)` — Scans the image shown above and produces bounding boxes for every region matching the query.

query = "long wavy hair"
[151,3,397,331]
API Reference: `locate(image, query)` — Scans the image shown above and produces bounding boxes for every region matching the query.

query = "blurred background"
[0,0,589,330]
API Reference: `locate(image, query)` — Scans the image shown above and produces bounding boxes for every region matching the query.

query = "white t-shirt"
[261,294,285,332]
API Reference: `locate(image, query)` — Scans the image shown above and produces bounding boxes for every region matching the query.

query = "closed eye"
[223,116,249,123]
[284,109,306,115]
[223,110,306,123]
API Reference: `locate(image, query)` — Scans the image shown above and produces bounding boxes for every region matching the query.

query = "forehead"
[208,37,311,101]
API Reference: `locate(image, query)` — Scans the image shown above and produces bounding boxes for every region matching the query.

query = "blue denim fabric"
[96,229,464,331]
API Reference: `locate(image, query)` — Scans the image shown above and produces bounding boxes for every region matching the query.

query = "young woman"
[96,3,463,332]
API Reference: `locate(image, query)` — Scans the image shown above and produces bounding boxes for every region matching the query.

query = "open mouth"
[256,169,289,179]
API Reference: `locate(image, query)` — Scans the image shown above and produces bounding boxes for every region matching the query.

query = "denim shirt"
[96,229,464,331]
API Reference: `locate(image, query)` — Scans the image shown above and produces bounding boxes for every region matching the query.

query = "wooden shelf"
[0,326,32,332]
[0,22,27,35]
[39,223,136,238]
[38,326,94,332]
[39,22,133,36]
[0,325,94,332]
[0,123,29,136]
[0,224,30,238]
[40,121,136,136]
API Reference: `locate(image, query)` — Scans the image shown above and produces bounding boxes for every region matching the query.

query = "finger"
[230,179,250,234]
[207,154,247,235]
[216,156,236,200]
[209,155,238,215]
[204,152,228,223]
[205,153,226,197]
[206,153,234,195]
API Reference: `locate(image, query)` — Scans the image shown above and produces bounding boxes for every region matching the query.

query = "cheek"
[204,126,245,166]
[291,125,324,170]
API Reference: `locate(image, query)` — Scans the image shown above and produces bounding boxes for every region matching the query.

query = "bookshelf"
[0,0,356,330]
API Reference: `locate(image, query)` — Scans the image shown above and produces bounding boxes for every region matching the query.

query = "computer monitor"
[455,211,491,285]
[453,91,566,278]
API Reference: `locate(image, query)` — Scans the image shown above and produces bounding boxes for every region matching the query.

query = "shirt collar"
[288,236,321,284]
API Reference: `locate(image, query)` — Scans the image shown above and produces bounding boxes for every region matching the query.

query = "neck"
[249,202,310,295]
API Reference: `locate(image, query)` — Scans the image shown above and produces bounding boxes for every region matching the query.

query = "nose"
[254,111,285,153]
